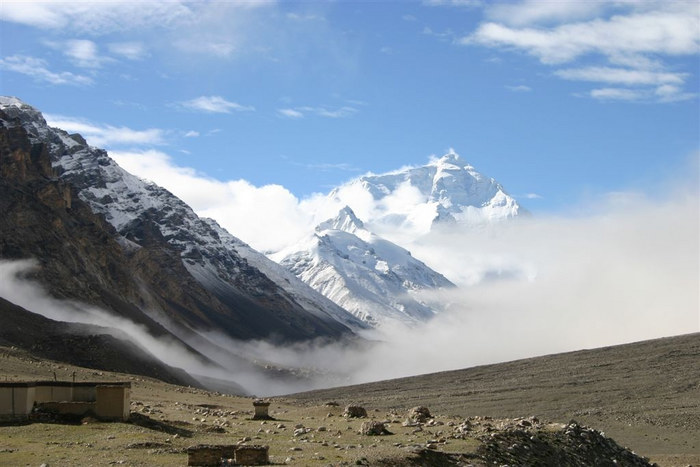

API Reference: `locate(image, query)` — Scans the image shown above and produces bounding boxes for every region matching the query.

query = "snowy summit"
[328,150,521,238]
[271,206,454,326]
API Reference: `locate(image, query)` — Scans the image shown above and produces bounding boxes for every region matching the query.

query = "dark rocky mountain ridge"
[0,98,358,391]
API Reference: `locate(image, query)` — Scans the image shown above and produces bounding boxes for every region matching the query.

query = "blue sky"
[1,0,699,216]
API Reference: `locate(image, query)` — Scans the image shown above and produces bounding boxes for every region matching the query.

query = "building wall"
[0,382,130,421]
[35,385,72,403]
[0,386,35,417]
[72,386,96,402]
[95,385,130,421]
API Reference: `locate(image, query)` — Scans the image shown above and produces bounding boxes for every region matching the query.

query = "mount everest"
[324,150,521,241]
[267,152,522,325]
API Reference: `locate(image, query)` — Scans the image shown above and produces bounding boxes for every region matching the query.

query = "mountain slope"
[287,333,700,466]
[0,97,356,347]
[0,297,199,387]
[271,206,454,326]
[328,150,521,238]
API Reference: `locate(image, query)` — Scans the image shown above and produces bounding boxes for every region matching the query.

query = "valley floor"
[0,333,697,466]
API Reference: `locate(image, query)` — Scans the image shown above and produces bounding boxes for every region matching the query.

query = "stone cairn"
[403,406,432,426]
[252,399,273,420]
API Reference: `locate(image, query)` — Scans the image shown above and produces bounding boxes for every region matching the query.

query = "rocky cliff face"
[0,99,355,353]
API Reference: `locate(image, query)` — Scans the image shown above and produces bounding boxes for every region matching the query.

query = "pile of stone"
[360,421,391,436]
[473,419,653,466]
[343,405,367,418]
[402,406,432,426]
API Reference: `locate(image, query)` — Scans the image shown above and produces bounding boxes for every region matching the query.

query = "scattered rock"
[360,421,392,436]
[344,405,368,418]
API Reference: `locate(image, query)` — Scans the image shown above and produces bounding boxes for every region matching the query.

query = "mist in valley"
[1,178,696,396]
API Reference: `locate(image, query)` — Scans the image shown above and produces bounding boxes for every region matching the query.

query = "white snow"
[271,207,454,326]
[325,149,521,243]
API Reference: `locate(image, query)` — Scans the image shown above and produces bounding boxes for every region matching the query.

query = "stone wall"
[38,401,96,417]
[235,445,269,465]
[187,445,237,466]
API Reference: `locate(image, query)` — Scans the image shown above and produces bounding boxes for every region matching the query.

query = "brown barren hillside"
[286,332,700,466]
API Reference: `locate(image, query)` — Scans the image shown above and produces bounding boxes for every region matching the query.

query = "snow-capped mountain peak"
[325,150,521,241]
[272,207,454,326]
[316,205,365,235]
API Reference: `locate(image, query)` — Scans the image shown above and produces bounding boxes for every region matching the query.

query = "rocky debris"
[403,406,432,426]
[360,421,391,436]
[473,420,653,467]
[343,405,367,418]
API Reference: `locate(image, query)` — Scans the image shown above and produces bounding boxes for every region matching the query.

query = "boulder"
[343,405,367,418]
[360,421,391,436]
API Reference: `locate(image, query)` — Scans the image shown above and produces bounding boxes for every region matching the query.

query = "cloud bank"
[462,1,699,103]
[0,178,696,396]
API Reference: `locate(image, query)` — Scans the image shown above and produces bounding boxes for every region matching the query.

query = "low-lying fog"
[1,186,697,397]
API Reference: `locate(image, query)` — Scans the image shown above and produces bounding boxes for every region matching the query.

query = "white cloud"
[110,150,315,252]
[277,108,304,119]
[44,114,165,147]
[107,42,147,60]
[0,54,93,85]
[0,1,193,34]
[588,86,697,103]
[300,106,358,118]
[180,96,254,114]
[183,130,200,138]
[65,39,103,68]
[461,3,699,104]
[465,8,700,65]
[505,84,532,92]
[43,38,119,68]
[589,87,646,101]
[424,0,482,7]
[277,105,359,119]
[486,0,606,27]
[556,66,686,86]
[523,193,542,199]
[191,185,700,394]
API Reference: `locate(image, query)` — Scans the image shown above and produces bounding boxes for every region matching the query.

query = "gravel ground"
[286,333,700,466]
[0,333,697,466]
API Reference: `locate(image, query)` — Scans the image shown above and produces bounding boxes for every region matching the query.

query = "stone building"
[0,381,131,421]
